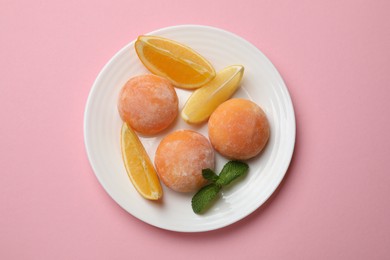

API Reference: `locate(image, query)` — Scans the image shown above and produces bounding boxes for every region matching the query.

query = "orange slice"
[121,123,162,200]
[135,35,216,89]
[181,65,244,124]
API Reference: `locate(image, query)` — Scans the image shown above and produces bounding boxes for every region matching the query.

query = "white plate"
[84,25,295,232]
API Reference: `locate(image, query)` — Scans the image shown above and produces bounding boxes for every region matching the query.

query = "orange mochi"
[118,74,178,135]
[208,98,270,160]
[155,130,215,193]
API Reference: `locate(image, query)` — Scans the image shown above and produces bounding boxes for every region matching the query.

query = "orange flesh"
[142,44,210,84]
[135,35,215,89]
[121,123,162,200]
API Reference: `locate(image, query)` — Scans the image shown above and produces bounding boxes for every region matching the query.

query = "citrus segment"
[181,65,244,124]
[135,35,216,89]
[121,123,162,200]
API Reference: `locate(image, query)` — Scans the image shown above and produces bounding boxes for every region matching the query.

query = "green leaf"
[202,168,219,182]
[216,161,249,187]
[191,183,221,214]
[192,161,250,215]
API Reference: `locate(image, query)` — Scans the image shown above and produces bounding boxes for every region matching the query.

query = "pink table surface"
[1,1,389,259]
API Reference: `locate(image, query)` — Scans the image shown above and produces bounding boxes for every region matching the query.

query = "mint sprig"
[202,168,219,182]
[191,161,249,214]
[191,183,221,214]
[216,161,249,187]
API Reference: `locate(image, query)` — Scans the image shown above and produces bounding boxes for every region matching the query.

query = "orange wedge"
[121,123,162,200]
[181,65,244,124]
[135,35,216,89]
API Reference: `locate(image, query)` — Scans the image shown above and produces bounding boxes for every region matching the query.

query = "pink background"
[1,0,389,259]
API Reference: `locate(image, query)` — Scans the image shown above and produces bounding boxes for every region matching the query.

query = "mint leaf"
[192,161,250,214]
[202,168,219,182]
[191,183,221,214]
[216,161,249,187]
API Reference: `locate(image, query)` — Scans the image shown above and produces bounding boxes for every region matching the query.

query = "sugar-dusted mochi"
[208,98,270,160]
[118,74,178,135]
[155,130,215,192]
